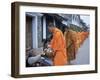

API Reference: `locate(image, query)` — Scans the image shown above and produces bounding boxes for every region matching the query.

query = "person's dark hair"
[43,34,53,50]
[64,26,69,32]
[48,23,55,27]
[65,26,69,29]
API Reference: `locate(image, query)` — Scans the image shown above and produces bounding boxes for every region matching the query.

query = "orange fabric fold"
[50,28,68,66]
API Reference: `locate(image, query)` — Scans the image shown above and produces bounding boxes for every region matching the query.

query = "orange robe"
[50,28,68,66]
[64,30,77,61]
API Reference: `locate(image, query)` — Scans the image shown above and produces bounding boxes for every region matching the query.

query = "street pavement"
[70,37,90,65]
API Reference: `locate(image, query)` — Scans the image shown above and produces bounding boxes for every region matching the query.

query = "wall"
[0,0,99,80]
[26,15,32,49]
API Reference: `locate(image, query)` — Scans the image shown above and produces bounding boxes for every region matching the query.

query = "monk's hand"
[44,48,54,58]
[47,44,51,48]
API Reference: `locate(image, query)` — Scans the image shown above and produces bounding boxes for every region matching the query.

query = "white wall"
[0,0,99,80]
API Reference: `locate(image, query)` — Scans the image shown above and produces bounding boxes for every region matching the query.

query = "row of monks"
[64,29,89,63]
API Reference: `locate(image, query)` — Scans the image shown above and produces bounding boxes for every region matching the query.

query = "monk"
[64,28,77,63]
[77,31,89,46]
[48,23,68,66]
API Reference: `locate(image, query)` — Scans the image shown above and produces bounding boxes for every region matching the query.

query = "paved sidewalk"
[70,37,90,65]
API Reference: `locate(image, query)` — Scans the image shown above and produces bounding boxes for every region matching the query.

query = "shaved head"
[48,23,55,28]
[48,23,55,32]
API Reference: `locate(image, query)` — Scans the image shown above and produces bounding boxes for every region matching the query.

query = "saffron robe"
[64,30,77,61]
[50,28,68,66]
